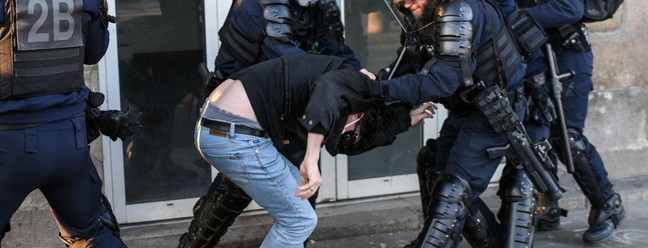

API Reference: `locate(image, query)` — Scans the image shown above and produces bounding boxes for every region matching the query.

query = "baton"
[545,44,575,173]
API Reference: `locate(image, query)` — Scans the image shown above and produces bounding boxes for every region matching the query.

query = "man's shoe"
[582,193,626,243]
[582,219,615,243]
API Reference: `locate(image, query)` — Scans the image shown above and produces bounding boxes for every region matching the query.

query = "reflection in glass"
[344,1,420,180]
[116,0,210,204]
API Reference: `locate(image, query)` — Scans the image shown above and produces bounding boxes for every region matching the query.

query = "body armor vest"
[410,0,522,111]
[219,1,337,71]
[0,0,85,100]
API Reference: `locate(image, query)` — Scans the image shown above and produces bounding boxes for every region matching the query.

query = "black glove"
[95,109,142,141]
[376,66,392,80]
[527,85,557,125]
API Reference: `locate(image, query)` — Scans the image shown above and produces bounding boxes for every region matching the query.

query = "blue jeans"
[195,124,317,248]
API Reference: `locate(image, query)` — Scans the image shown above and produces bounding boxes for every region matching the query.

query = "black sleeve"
[336,102,413,155]
[299,69,378,136]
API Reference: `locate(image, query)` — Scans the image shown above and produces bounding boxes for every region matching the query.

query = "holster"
[86,90,105,143]
[548,22,591,52]
[199,62,225,98]
[472,85,563,201]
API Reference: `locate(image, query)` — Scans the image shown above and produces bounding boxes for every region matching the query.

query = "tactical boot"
[582,193,625,243]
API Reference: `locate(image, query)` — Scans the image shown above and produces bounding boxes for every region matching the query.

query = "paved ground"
[307,201,646,248]
[120,175,648,248]
[6,175,645,248]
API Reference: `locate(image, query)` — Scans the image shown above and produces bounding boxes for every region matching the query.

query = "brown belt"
[201,118,267,138]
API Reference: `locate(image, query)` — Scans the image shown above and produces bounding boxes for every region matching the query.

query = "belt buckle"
[209,128,228,137]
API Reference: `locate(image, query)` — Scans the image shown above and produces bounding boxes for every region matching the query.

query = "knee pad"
[497,167,536,247]
[416,171,471,248]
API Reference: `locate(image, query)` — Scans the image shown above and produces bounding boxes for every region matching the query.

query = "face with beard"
[396,0,437,20]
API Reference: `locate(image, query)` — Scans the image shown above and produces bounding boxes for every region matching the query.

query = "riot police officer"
[514,0,625,243]
[178,0,369,247]
[0,0,126,246]
[374,0,532,247]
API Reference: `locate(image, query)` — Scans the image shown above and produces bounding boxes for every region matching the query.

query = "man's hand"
[296,133,324,200]
[409,102,437,125]
[359,68,376,80]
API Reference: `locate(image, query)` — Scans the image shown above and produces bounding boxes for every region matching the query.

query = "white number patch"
[16,0,83,50]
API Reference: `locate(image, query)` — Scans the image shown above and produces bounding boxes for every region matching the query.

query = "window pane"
[344,1,420,180]
[116,0,211,204]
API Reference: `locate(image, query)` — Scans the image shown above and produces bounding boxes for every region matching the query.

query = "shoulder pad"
[435,0,473,22]
[266,23,293,43]
[262,0,292,24]
[262,0,294,42]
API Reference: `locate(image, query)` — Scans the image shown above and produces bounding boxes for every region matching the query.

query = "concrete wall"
[581,0,648,180]
[3,0,648,246]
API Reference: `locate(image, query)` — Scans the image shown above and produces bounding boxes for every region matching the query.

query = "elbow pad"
[262,0,294,43]
[433,0,474,61]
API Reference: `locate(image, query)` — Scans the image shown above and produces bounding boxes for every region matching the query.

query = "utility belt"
[444,84,525,115]
[547,22,591,52]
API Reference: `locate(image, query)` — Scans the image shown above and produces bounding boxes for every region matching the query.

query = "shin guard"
[497,166,536,248]
[415,172,471,248]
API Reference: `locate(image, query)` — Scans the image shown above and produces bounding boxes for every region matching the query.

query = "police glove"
[96,109,142,141]
[376,66,392,80]
[527,85,556,125]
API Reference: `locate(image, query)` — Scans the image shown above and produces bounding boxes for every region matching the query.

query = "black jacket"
[231,54,411,155]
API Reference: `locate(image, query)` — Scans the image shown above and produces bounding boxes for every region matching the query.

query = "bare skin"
[207,79,257,122]
[403,0,430,19]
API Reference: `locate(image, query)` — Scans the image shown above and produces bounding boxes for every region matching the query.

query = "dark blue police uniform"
[518,0,625,242]
[0,0,123,246]
[380,0,526,202]
[378,0,527,246]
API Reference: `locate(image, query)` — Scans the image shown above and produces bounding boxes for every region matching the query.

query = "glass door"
[101,0,222,223]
